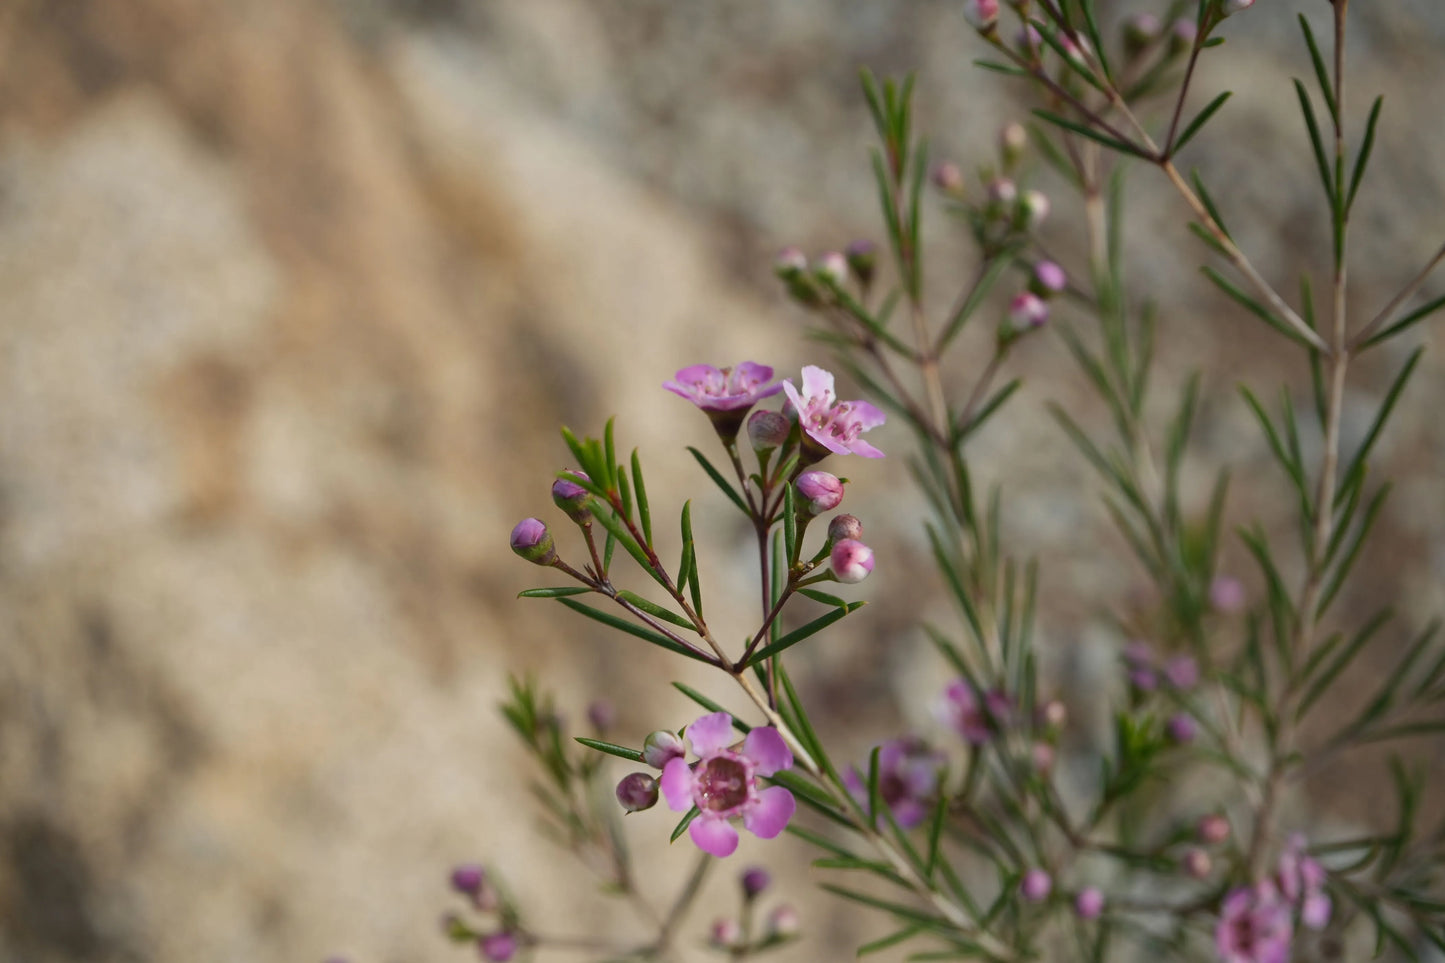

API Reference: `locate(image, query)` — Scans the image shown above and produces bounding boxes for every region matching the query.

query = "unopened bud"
[767,904,801,938]
[1000,123,1029,167]
[747,410,791,454]
[1075,887,1105,920]
[552,472,592,522]
[509,518,556,565]
[827,514,864,543]
[1123,12,1161,57]
[642,729,686,769]
[1166,713,1197,744]
[741,866,771,899]
[932,161,965,194]
[845,240,877,287]
[1017,24,1043,56]
[615,772,659,812]
[1168,18,1198,56]
[1031,260,1068,298]
[1220,0,1254,15]
[1040,698,1068,730]
[1002,292,1049,343]
[987,177,1018,211]
[1031,741,1055,773]
[1164,656,1199,690]
[1198,814,1231,845]
[774,246,808,278]
[830,539,875,583]
[961,0,999,33]
[587,699,615,731]
[1021,869,1053,902]
[450,864,486,897]
[479,932,518,963]
[1210,575,1245,613]
[796,471,845,515]
[1019,189,1050,230]
[813,251,849,287]
[710,919,743,949]
[1182,847,1212,879]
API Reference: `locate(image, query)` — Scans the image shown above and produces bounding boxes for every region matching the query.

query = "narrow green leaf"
[1317,484,1390,616]
[819,884,946,928]
[1361,291,1445,349]
[1347,96,1384,211]
[786,821,854,858]
[772,771,853,830]
[1238,386,1307,496]
[574,737,644,763]
[1294,79,1334,204]
[746,602,866,666]
[686,447,749,516]
[557,598,711,663]
[939,254,1017,350]
[1171,91,1232,154]
[955,379,1022,445]
[1187,221,1230,257]
[670,807,699,843]
[798,588,849,607]
[1032,109,1147,158]
[858,926,926,958]
[866,745,883,829]
[518,586,592,599]
[616,590,695,630]
[603,417,619,492]
[784,481,798,566]
[972,58,1031,78]
[777,662,841,784]
[1206,267,1315,349]
[1337,348,1423,504]
[631,450,652,549]
[1191,171,1231,240]
[1298,15,1338,121]
[1297,608,1392,720]
[589,504,663,587]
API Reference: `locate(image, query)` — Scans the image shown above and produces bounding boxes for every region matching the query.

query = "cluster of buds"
[774,242,877,309]
[1214,835,1330,962]
[934,124,1053,257]
[443,865,519,962]
[709,866,800,954]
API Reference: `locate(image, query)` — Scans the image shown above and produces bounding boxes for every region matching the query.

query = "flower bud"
[1182,846,1212,879]
[552,471,592,522]
[961,0,999,33]
[741,866,771,899]
[710,918,743,949]
[987,177,1017,212]
[1031,741,1055,773]
[451,864,486,897]
[845,240,877,287]
[813,251,849,289]
[1166,713,1197,744]
[479,932,518,963]
[1031,261,1067,298]
[830,539,875,583]
[615,772,660,813]
[1075,887,1105,920]
[932,161,965,193]
[827,513,863,544]
[587,699,615,732]
[1168,18,1197,56]
[509,518,556,565]
[1198,814,1231,845]
[1000,123,1029,168]
[766,904,801,939]
[1021,869,1053,902]
[773,246,808,279]
[796,471,845,515]
[1018,189,1050,230]
[1001,292,1049,343]
[1164,655,1199,690]
[1039,698,1068,731]
[642,729,686,769]
[1210,575,1245,613]
[1123,12,1161,57]
[1220,0,1254,15]
[1016,24,1043,56]
[747,410,791,455]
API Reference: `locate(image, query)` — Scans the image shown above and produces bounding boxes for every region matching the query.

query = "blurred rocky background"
[1,1,1442,961]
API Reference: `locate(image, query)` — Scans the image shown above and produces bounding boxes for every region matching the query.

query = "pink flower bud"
[1183,847,1212,879]
[552,471,592,522]
[509,518,556,565]
[1019,189,1050,230]
[741,866,771,899]
[987,177,1018,209]
[830,539,874,583]
[1220,0,1254,15]
[747,410,791,454]
[1040,698,1068,730]
[796,471,845,514]
[642,729,686,769]
[1169,18,1197,56]
[814,251,849,287]
[1167,713,1197,744]
[1031,741,1055,773]
[1164,655,1200,690]
[1210,575,1245,613]
[1123,12,1161,56]
[710,919,742,949]
[450,864,485,897]
[587,699,615,731]
[1000,123,1029,167]
[766,904,801,938]
[932,161,965,193]
[1075,887,1105,920]
[615,772,659,812]
[962,0,999,32]
[1021,869,1053,902]
[479,932,518,963]
[774,246,808,278]
[1031,261,1068,298]
[1198,814,1231,845]
[845,239,877,286]
[1004,292,1049,339]
[827,513,863,543]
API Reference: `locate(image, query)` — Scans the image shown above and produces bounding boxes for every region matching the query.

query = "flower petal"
[845,438,885,458]
[689,816,740,857]
[742,786,795,839]
[731,362,775,390]
[844,399,887,429]
[686,711,736,758]
[799,366,835,404]
[741,727,792,777]
[780,379,807,417]
[659,758,695,812]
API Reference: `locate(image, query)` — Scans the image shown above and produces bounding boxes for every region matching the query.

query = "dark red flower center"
[695,757,750,812]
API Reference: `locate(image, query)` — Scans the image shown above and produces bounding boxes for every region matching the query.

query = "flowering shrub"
[444,2,1445,961]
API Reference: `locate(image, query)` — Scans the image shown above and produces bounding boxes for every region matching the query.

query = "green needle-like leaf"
[1171,91,1232,154]
[686,446,749,516]
[745,602,866,667]
[574,737,644,763]
[518,586,593,599]
[558,598,711,664]
[631,449,652,548]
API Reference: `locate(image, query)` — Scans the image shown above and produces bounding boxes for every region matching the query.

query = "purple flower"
[1123,641,1159,691]
[829,539,875,583]
[1165,655,1200,690]
[659,712,795,858]
[665,363,783,438]
[1075,887,1105,920]
[1031,261,1068,298]
[1277,835,1331,931]
[938,680,995,745]
[552,471,592,522]
[479,932,519,963]
[843,738,944,829]
[1021,869,1053,902]
[782,366,886,459]
[450,864,485,897]
[1216,883,1293,963]
[509,518,556,565]
[1167,712,1197,744]
[741,866,771,899]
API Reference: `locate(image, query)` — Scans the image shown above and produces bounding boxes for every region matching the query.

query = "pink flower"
[782,366,886,458]
[1277,835,1331,931]
[843,738,944,829]
[938,680,996,745]
[1020,869,1052,902]
[1216,883,1293,963]
[665,363,782,439]
[1075,887,1105,920]
[660,712,795,858]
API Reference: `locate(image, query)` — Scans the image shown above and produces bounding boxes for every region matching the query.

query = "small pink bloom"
[479,932,519,963]
[774,247,809,277]
[939,680,994,745]
[1031,260,1068,298]
[1021,869,1052,902]
[1075,887,1105,920]
[844,738,944,829]
[1199,814,1231,845]
[962,0,998,32]
[796,471,845,514]
[1167,712,1197,744]
[709,918,742,949]
[1019,189,1050,229]
[1211,575,1246,613]
[665,362,782,414]
[1216,883,1293,963]
[1184,847,1213,879]
[1165,655,1200,690]
[830,539,875,583]
[782,366,886,458]
[1007,292,1050,332]
[767,904,801,938]
[814,251,849,287]
[659,712,795,858]
[1277,835,1331,930]
[932,161,965,192]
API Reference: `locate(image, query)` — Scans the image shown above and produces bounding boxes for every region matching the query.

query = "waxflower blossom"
[450,864,486,898]
[767,904,800,938]
[843,738,944,829]
[664,363,783,439]
[814,251,849,287]
[1031,260,1068,298]
[1277,835,1331,930]
[1216,882,1293,963]
[1211,575,1246,613]
[830,539,874,583]
[510,518,556,565]
[938,680,998,745]
[1167,712,1197,744]
[660,712,795,858]
[1004,292,1049,338]
[710,919,742,949]
[796,471,845,515]
[782,366,886,458]
[932,161,965,193]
